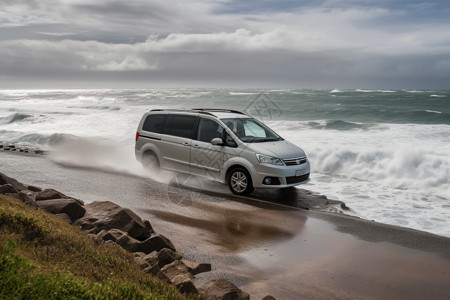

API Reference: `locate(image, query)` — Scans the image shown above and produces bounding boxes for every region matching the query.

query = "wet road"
[2,151,450,299]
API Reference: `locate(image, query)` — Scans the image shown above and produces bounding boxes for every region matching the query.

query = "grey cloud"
[0,0,449,89]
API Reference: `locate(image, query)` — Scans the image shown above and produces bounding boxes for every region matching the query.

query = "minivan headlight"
[256,154,284,166]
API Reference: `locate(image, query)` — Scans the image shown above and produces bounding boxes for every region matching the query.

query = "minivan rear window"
[166,115,197,139]
[143,114,166,133]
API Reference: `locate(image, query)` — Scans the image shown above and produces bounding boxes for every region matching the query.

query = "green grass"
[0,194,195,300]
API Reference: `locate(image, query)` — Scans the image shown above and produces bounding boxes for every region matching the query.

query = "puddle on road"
[147,207,305,252]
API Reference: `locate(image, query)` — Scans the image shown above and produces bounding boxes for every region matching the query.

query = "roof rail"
[150,108,215,116]
[149,108,246,116]
[191,108,245,115]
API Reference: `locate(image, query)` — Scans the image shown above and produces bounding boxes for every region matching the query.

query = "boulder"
[98,228,126,242]
[0,184,18,194]
[181,258,212,275]
[158,260,194,283]
[199,278,250,300]
[35,189,70,201]
[98,229,174,254]
[28,185,42,192]
[55,213,73,223]
[74,201,153,240]
[144,263,160,275]
[134,257,150,270]
[134,252,146,258]
[143,251,159,266]
[158,248,183,268]
[18,190,37,208]
[172,274,199,295]
[262,296,276,300]
[37,199,86,222]
[139,234,176,253]
[0,173,28,191]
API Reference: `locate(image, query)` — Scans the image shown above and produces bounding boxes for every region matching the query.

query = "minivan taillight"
[135,132,139,142]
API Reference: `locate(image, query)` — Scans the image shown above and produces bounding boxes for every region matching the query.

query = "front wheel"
[228,167,254,195]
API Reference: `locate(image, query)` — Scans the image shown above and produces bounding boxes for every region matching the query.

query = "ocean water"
[0,89,449,237]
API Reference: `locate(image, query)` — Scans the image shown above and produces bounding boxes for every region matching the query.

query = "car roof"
[149,109,250,119]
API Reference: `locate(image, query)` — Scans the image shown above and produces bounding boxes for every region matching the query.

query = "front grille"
[283,156,307,166]
[286,173,310,184]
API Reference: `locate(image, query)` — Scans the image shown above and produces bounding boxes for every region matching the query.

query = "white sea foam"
[330,89,342,93]
[271,121,450,236]
[228,92,259,95]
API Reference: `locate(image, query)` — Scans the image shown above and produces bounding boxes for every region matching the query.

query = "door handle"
[183,142,190,146]
[193,144,199,147]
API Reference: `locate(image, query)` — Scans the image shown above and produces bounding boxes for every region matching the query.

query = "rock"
[0,172,28,191]
[172,274,199,295]
[158,248,182,268]
[144,263,160,275]
[181,258,212,275]
[134,257,150,270]
[37,199,86,222]
[158,260,194,283]
[55,213,73,223]
[35,189,70,201]
[74,201,153,240]
[134,252,146,258]
[27,185,42,192]
[0,184,18,194]
[143,251,159,266]
[99,229,171,254]
[262,296,276,300]
[140,234,176,253]
[199,278,250,300]
[18,190,37,207]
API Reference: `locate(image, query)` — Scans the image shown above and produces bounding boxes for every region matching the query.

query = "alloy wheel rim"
[231,171,247,193]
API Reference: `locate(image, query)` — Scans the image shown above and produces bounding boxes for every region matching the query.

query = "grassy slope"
[0,194,194,300]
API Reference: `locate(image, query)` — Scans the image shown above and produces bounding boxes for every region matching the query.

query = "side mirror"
[211,138,223,146]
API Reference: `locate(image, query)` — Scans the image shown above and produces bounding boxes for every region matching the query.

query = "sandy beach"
[1,150,449,299]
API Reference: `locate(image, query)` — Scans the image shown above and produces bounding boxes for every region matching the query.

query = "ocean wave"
[330,89,342,93]
[308,146,450,200]
[0,113,33,124]
[425,110,442,114]
[67,105,121,111]
[307,120,373,131]
[355,89,396,93]
[430,95,446,98]
[228,92,259,95]
[0,132,79,146]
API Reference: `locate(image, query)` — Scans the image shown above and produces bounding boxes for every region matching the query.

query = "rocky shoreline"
[0,171,276,299]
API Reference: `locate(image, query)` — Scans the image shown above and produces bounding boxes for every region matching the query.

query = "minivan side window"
[197,118,224,143]
[143,114,166,133]
[166,115,197,139]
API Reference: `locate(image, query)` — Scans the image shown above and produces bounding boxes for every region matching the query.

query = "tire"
[142,152,160,170]
[228,167,254,195]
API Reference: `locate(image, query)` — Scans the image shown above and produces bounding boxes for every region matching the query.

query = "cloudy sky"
[1,0,449,89]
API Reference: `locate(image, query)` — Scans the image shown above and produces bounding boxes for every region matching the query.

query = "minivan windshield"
[221,118,283,143]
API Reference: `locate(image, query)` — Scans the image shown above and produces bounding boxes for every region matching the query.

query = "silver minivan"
[135,109,310,195]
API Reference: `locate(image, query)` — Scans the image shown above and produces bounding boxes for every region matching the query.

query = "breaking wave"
[0,113,33,124]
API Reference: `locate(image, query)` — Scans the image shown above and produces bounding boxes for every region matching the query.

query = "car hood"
[246,140,306,159]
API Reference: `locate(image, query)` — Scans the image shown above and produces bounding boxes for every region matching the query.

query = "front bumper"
[250,161,311,189]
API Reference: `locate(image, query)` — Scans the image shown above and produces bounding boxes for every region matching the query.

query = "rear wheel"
[142,152,160,171]
[228,167,254,195]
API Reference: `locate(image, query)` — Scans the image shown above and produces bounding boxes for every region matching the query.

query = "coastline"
[1,149,450,299]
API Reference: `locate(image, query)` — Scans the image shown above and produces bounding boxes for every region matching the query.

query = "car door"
[160,114,197,173]
[190,118,225,180]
